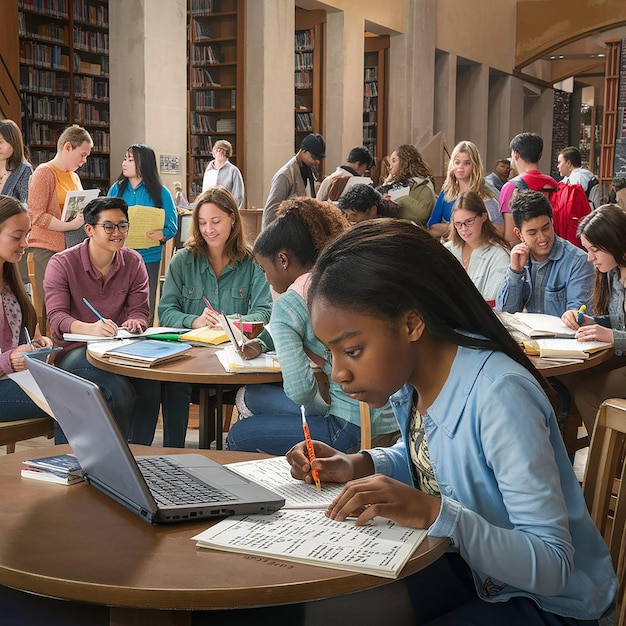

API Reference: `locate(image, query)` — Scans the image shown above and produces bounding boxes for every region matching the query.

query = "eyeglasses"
[94,222,130,234]
[453,216,478,230]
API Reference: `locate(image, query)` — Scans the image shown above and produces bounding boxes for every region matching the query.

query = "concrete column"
[109,0,187,190]
[455,61,489,156]
[245,0,294,209]
[324,10,365,170]
[434,50,457,149]
[388,0,436,150]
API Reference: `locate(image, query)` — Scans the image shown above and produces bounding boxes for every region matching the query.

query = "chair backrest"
[582,398,626,624]
[359,401,371,450]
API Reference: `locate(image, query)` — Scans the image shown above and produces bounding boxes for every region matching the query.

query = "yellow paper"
[179,326,229,345]
[125,206,166,249]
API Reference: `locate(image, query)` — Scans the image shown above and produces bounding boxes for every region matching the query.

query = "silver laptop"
[25,355,284,524]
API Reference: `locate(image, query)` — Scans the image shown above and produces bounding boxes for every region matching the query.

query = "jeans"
[0,376,49,421]
[55,347,137,444]
[144,259,161,326]
[226,383,361,455]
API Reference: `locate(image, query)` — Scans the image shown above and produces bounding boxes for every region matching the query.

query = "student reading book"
[285,219,615,624]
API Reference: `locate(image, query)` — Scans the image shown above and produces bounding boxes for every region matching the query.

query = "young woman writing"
[0,196,54,420]
[226,197,399,455]
[286,219,615,625]
[109,143,178,322]
[444,191,510,304]
[156,186,271,447]
[561,204,626,436]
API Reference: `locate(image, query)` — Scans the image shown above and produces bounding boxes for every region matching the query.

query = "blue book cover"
[107,339,191,364]
[23,453,82,475]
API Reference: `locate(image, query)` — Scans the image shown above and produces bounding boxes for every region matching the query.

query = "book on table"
[523,337,613,360]
[105,339,192,367]
[192,508,428,579]
[226,456,344,509]
[63,326,185,343]
[21,453,84,485]
[179,326,229,346]
[216,345,280,373]
[497,312,576,339]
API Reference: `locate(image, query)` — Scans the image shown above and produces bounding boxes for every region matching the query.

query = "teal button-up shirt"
[157,248,272,329]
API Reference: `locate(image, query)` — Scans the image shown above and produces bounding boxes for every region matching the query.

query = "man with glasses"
[495,189,593,317]
[44,196,159,443]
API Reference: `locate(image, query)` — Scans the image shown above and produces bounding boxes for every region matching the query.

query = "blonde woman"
[444,191,510,305]
[427,140,499,238]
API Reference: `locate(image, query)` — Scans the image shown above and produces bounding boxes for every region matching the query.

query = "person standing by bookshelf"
[27,124,93,327]
[108,143,177,323]
[0,119,34,288]
[262,132,326,229]
[287,219,616,624]
[0,196,54,420]
[201,140,245,209]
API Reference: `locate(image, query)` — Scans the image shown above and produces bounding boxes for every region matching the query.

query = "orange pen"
[300,406,321,492]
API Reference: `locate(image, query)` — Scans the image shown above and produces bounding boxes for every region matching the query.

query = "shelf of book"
[294,9,324,157]
[16,0,111,193]
[363,35,389,164]
[187,0,245,198]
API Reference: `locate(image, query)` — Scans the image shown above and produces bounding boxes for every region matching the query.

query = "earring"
[282,263,287,270]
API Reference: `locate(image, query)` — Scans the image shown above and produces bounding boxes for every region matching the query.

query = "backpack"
[586,176,602,209]
[510,176,590,248]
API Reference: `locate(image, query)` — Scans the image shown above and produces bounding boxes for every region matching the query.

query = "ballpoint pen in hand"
[82,297,106,323]
[577,304,587,326]
[23,327,32,346]
[301,405,321,492]
[202,296,218,314]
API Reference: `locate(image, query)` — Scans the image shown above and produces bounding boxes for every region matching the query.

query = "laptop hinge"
[85,473,156,523]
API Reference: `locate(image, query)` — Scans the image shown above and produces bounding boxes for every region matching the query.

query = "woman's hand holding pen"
[285,440,373,485]
[561,309,593,330]
[326,474,441,529]
[191,307,220,329]
[240,339,262,360]
[575,323,614,345]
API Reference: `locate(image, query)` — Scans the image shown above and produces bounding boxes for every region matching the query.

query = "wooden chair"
[582,398,626,623]
[0,417,54,454]
[359,401,371,450]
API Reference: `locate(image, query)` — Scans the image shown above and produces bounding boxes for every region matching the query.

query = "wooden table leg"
[198,387,215,449]
[215,386,223,450]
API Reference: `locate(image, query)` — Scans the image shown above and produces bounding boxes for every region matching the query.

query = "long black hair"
[115,143,163,207]
[308,219,557,411]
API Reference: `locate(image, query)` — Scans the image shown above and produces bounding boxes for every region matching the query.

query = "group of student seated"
[2,124,625,623]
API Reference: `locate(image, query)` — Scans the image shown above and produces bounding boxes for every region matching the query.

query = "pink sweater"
[27,163,81,252]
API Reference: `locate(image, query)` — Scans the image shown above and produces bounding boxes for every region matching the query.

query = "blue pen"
[577,304,587,325]
[82,297,105,323]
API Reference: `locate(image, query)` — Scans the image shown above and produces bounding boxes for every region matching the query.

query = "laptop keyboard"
[137,456,237,507]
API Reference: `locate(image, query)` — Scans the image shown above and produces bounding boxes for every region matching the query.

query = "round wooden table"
[87,345,285,448]
[0,447,449,625]
[529,347,615,377]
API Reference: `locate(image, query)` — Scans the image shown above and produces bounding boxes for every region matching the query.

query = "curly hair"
[442,140,496,202]
[186,186,250,263]
[254,197,349,267]
[388,144,434,182]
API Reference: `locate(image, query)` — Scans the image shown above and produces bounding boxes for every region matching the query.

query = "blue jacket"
[368,346,616,619]
[594,267,626,356]
[495,236,593,316]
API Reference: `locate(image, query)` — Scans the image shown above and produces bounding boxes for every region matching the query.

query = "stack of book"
[21,453,84,485]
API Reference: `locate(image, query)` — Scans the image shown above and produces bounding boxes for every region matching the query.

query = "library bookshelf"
[363,34,389,165]
[16,0,110,192]
[294,8,325,160]
[187,0,246,199]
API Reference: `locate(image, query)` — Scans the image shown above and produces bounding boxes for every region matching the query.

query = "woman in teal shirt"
[153,186,272,447]
[108,143,178,323]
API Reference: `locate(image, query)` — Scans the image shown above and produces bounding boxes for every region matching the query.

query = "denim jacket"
[368,346,616,619]
[593,268,626,356]
[495,236,594,316]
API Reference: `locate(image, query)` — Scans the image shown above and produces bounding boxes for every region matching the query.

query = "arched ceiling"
[516,0,626,91]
